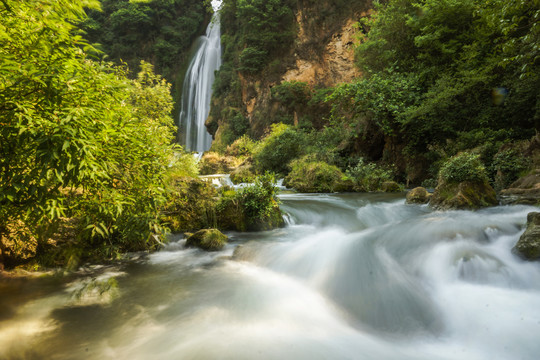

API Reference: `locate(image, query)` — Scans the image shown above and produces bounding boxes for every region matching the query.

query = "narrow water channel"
[1,193,540,359]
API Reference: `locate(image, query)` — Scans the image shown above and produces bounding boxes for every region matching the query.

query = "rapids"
[1,193,540,359]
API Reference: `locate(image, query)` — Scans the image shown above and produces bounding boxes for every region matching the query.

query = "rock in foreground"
[513,212,540,261]
[185,229,228,252]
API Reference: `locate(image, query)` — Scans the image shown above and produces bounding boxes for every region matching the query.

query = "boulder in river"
[512,212,540,261]
[406,187,432,204]
[185,229,228,251]
[430,180,498,210]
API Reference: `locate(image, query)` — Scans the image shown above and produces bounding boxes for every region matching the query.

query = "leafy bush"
[284,157,344,193]
[345,158,394,192]
[0,0,192,267]
[238,47,268,74]
[253,124,305,175]
[271,81,311,109]
[226,135,257,157]
[438,152,489,184]
[490,149,529,191]
[216,173,283,231]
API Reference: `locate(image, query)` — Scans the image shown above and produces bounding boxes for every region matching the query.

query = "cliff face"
[208,0,371,149]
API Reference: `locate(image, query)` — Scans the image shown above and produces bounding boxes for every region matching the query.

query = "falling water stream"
[178,11,221,152]
[1,193,540,359]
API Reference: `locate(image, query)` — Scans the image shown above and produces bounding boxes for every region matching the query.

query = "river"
[1,193,540,359]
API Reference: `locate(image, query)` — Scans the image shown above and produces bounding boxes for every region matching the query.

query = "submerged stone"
[406,187,432,204]
[185,229,228,251]
[513,212,540,261]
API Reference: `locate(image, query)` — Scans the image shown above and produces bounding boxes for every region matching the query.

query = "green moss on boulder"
[406,187,432,204]
[284,157,344,193]
[230,163,256,184]
[512,212,540,261]
[185,229,228,252]
[381,181,402,193]
[430,181,498,210]
[430,152,497,210]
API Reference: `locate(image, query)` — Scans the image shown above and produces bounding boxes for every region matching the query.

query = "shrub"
[438,152,489,184]
[216,173,283,231]
[284,157,344,193]
[345,158,394,192]
[271,81,311,109]
[253,124,305,175]
[490,149,529,191]
[226,135,257,157]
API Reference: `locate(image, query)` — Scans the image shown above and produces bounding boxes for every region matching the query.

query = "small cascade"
[179,12,221,152]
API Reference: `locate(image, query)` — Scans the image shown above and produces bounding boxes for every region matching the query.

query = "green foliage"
[80,0,207,82]
[0,0,192,266]
[349,0,539,162]
[253,124,305,175]
[285,157,344,193]
[438,152,489,184]
[238,47,268,74]
[226,135,257,157]
[236,173,280,219]
[216,173,283,231]
[491,149,530,191]
[219,0,296,75]
[271,81,311,109]
[345,158,394,192]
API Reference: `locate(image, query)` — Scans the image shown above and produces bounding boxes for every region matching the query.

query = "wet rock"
[430,181,498,210]
[185,229,228,252]
[512,212,540,261]
[500,170,540,205]
[406,187,432,204]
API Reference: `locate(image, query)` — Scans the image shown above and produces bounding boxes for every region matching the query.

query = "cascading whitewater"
[179,14,221,152]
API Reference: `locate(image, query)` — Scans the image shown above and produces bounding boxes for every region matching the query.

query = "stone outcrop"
[406,187,432,204]
[512,212,540,261]
[185,229,228,252]
[500,170,540,205]
[430,181,498,210]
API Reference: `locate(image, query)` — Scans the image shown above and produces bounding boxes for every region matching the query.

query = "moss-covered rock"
[430,180,498,210]
[406,187,432,204]
[216,194,284,232]
[198,152,242,175]
[230,163,256,184]
[430,152,497,210]
[216,174,285,231]
[284,157,344,193]
[381,181,402,193]
[185,229,228,251]
[512,212,540,261]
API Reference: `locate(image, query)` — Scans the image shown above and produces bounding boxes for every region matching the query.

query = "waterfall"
[179,13,221,152]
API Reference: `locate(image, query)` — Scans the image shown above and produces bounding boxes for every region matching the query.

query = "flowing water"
[178,14,221,152]
[2,193,540,359]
